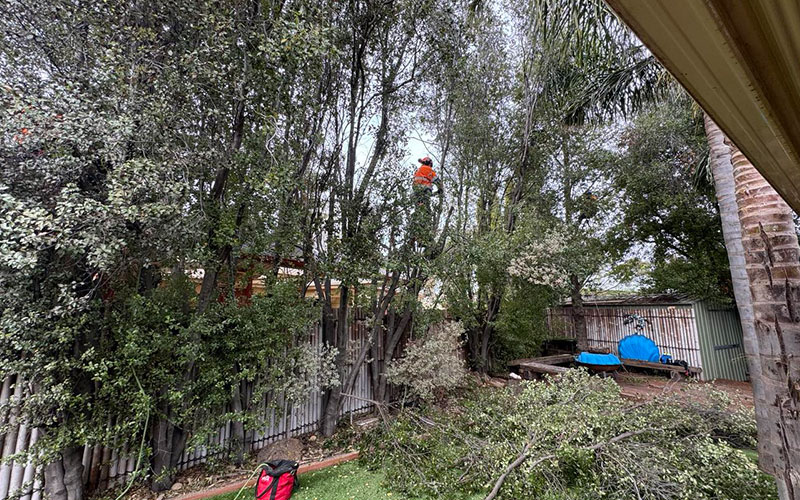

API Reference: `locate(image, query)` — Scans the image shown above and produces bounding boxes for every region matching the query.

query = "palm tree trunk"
[704,118,762,369]
[705,113,774,456]
[724,136,800,499]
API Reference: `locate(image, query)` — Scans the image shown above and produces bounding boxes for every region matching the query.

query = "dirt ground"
[614,371,754,407]
[493,370,754,408]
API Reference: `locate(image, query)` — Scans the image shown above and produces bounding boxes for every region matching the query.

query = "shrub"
[362,370,775,500]
[492,280,556,369]
[386,321,467,401]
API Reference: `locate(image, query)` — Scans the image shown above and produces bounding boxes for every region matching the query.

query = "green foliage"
[613,100,732,301]
[492,280,556,365]
[386,321,468,401]
[432,0,627,372]
[362,371,775,500]
[509,215,608,293]
[0,0,342,480]
[104,277,332,448]
[0,0,759,494]
[442,230,512,329]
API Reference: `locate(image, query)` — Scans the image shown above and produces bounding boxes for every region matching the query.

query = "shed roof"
[561,293,694,307]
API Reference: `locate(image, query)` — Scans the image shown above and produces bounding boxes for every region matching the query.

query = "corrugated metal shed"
[692,301,749,381]
[548,294,748,381]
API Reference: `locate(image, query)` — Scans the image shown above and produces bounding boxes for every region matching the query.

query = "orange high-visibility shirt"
[413,165,437,186]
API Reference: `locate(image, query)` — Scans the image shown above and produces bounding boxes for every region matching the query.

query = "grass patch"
[208,461,397,500]
[292,461,389,500]
[209,461,484,500]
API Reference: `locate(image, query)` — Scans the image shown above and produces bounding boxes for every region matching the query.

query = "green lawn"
[211,461,485,500]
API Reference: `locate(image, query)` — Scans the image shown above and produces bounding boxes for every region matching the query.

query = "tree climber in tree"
[410,156,443,250]
[577,190,599,221]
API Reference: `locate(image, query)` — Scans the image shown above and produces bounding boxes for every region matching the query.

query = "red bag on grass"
[255,460,299,500]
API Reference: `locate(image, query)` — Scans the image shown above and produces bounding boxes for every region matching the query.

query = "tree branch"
[484,429,653,500]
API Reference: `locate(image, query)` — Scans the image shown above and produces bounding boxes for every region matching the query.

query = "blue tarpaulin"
[618,334,660,362]
[575,352,622,366]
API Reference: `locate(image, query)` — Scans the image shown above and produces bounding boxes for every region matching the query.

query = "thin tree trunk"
[150,400,187,492]
[321,286,349,437]
[196,0,254,314]
[150,413,173,492]
[316,274,338,436]
[230,379,245,465]
[375,308,397,403]
[379,308,413,402]
[370,316,382,405]
[570,274,587,352]
[729,143,800,499]
[479,296,500,374]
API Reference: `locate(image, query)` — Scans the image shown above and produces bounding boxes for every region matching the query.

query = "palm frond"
[692,151,714,191]
[529,0,635,65]
[565,53,674,124]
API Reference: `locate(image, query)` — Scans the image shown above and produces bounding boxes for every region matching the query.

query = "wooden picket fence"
[0,311,406,500]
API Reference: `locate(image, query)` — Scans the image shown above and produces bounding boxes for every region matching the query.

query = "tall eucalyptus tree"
[292,0,450,436]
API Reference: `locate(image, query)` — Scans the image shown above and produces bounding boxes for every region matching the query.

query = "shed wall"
[548,304,705,378]
[692,301,749,381]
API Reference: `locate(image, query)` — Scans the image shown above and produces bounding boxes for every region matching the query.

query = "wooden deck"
[508,354,573,367]
[620,358,702,376]
[508,354,702,379]
[509,355,572,379]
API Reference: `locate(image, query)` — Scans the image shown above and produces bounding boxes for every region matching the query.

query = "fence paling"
[0,376,23,500]
[163,315,376,472]
[0,377,44,500]
[19,428,38,500]
[9,417,29,498]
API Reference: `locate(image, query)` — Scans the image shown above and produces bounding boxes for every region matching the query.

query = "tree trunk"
[570,274,587,352]
[195,0,252,314]
[704,114,766,415]
[379,308,413,403]
[230,379,246,465]
[150,402,187,492]
[43,446,83,500]
[729,143,800,499]
[315,274,338,437]
[150,416,173,492]
[476,296,500,374]
[321,286,349,437]
[321,389,341,437]
[370,320,381,405]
